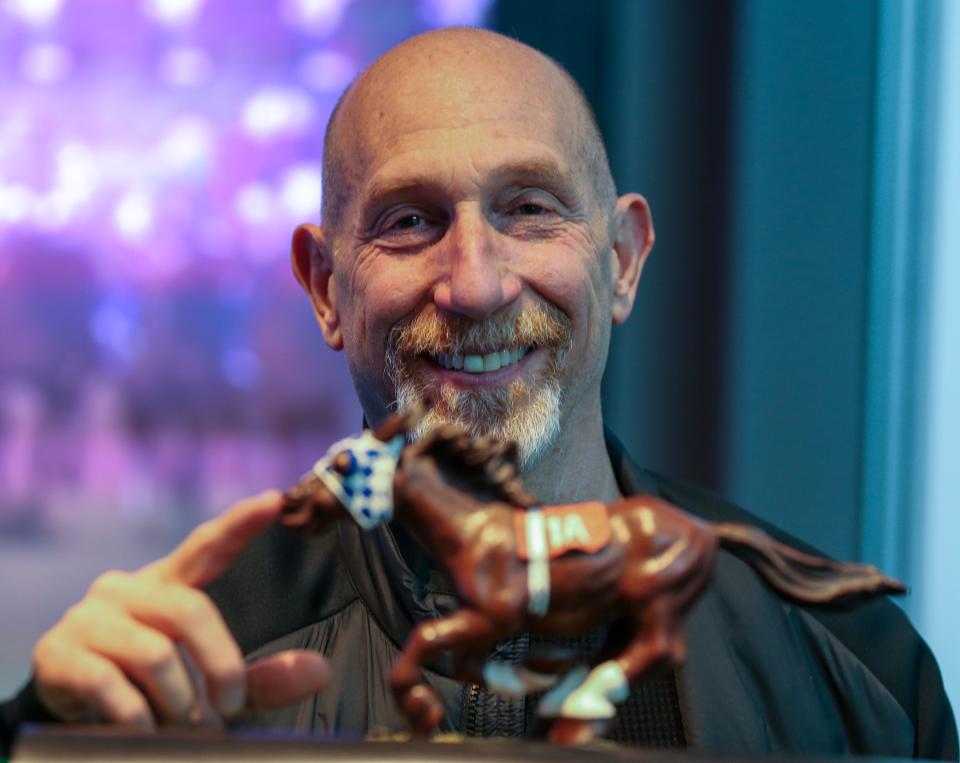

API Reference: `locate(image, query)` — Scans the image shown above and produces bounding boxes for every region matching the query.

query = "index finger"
[145,490,284,588]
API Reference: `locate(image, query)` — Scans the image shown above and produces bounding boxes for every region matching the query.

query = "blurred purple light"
[235,183,274,226]
[279,163,323,219]
[0,185,32,225]
[19,43,73,84]
[89,297,144,367]
[298,49,358,92]
[158,46,213,87]
[113,189,155,242]
[156,116,215,177]
[281,0,352,36]
[420,0,493,26]
[241,87,316,140]
[142,0,205,27]
[3,0,63,27]
[221,347,261,389]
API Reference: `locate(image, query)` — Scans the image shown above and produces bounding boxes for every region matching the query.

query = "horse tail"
[711,522,906,603]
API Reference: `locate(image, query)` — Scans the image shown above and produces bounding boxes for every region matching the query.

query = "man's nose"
[432,207,522,320]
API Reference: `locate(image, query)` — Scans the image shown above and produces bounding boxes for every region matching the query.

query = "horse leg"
[390,608,511,736]
[481,661,559,698]
[451,648,559,701]
[537,660,626,719]
[504,644,585,696]
[542,614,685,744]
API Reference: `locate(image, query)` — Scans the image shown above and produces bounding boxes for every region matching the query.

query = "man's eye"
[375,211,442,249]
[515,203,547,215]
[391,214,425,230]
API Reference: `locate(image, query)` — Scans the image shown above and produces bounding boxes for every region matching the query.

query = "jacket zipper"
[461,682,483,736]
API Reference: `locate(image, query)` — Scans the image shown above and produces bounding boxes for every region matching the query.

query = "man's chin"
[395,379,561,471]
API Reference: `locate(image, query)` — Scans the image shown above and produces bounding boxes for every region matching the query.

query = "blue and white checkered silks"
[310,430,405,530]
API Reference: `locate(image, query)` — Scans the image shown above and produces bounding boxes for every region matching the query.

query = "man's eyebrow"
[487,158,570,184]
[363,175,439,204]
[363,158,574,203]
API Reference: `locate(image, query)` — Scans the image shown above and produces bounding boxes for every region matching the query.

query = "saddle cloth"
[514,502,611,560]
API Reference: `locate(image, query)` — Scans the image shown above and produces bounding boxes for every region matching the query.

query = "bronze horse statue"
[280,411,904,744]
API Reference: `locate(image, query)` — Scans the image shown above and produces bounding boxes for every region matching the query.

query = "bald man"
[2,29,956,758]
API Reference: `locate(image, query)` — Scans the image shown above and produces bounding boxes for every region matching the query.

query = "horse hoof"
[547,718,609,745]
[403,684,445,735]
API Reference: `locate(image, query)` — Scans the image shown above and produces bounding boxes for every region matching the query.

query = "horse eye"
[333,451,357,475]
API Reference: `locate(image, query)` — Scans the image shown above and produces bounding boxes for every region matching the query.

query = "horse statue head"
[396,421,540,510]
[282,402,538,532]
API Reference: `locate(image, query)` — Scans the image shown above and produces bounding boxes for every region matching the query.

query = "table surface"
[10,725,921,763]
[11,725,682,763]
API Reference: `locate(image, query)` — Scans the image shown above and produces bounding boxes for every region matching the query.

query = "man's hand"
[31,490,329,729]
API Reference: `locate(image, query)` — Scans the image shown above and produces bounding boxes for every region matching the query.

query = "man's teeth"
[435,347,529,373]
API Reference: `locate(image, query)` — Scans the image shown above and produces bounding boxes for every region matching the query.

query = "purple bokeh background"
[0,0,492,536]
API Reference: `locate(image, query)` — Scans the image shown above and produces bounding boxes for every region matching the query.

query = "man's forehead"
[347,67,574,160]
[348,84,583,193]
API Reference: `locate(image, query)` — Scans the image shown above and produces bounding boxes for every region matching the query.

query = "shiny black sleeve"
[0,679,57,758]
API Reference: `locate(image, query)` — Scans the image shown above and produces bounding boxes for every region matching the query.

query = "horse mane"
[414,425,540,508]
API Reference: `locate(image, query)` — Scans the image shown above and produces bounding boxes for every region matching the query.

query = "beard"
[385,303,573,470]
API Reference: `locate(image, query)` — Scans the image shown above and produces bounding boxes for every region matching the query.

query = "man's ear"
[291,223,343,351]
[609,193,654,324]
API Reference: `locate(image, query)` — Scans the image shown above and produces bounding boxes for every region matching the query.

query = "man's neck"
[520,406,621,506]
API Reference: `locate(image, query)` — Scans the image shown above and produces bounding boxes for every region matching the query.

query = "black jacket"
[3,435,957,757]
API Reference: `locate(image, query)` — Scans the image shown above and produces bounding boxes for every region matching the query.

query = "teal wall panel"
[723,0,878,558]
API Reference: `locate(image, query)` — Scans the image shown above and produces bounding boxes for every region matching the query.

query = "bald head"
[320,28,616,239]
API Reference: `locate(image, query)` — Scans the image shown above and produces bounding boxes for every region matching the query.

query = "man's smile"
[384,300,572,396]
[416,346,539,388]
[432,346,530,373]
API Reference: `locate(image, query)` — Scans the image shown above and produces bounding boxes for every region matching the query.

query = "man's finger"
[36,644,156,729]
[243,650,329,712]
[146,490,283,588]
[90,574,246,717]
[76,603,197,724]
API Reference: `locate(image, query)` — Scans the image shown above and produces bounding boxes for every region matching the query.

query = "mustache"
[386,303,573,362]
